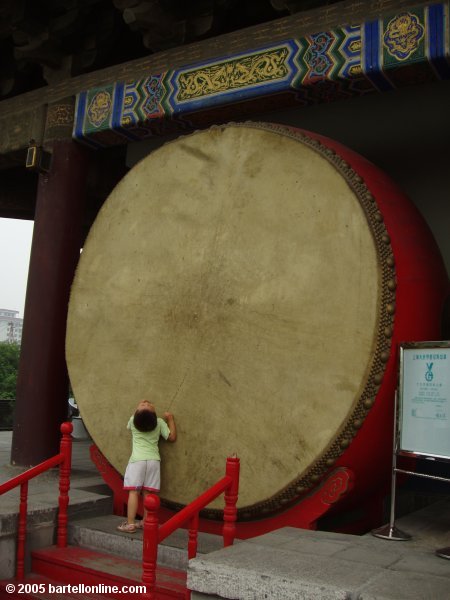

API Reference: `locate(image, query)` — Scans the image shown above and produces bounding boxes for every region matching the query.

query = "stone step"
[68,514,226,570]
[1,490,113,580]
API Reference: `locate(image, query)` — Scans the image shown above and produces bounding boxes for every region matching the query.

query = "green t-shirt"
[127,416,170,462]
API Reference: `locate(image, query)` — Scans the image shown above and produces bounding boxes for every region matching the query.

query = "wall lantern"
[26,140,52,173]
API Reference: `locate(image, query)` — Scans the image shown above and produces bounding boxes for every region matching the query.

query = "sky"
[0,218,34,317]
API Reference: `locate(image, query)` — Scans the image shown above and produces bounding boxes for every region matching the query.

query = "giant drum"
[66,123,448,524]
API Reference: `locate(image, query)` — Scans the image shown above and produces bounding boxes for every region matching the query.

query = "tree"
[0,341,20,398]
[0,341,20,429]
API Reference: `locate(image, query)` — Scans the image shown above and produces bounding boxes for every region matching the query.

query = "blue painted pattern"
[72,2,450,147]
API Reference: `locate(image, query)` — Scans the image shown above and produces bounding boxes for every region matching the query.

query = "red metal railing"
[142,456,240,600]
[0,422,73,579]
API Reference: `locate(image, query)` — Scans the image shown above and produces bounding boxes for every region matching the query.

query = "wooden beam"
[0,0,433,155]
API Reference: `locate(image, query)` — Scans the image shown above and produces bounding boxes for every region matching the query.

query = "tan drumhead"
[66,123,379,513]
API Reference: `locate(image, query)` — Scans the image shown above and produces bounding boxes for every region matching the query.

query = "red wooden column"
[11,139,88,466]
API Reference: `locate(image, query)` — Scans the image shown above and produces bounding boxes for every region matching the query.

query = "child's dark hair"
[133,408,157,432]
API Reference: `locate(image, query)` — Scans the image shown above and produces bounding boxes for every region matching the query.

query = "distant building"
[0,309,23,344]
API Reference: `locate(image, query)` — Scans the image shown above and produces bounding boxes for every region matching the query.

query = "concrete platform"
[188,499,450,600]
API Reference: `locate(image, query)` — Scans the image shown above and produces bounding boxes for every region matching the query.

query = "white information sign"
[399,342,450,460]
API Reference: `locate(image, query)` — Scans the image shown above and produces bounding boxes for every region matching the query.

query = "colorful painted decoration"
[73,3,450,148]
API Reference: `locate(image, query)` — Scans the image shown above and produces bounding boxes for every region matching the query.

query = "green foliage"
[0,341,20,399]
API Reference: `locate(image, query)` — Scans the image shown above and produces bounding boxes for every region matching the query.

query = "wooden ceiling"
[0,0,343,102]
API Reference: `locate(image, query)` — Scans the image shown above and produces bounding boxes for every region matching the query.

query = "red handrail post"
[142,494,160,599]
[188,512,199,560]
[16,481,28,580]
[57,421,73,548]
[223,456,240,547]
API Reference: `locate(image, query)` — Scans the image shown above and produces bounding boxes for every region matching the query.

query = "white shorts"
[123,460,160,492]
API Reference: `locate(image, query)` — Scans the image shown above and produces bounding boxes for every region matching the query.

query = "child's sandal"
[117,521,136,533]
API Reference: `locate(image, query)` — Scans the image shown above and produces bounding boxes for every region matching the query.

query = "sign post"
[372,341,450,558]
[371,389,411,541]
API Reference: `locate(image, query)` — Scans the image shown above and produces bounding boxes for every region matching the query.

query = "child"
[117,399,177,533]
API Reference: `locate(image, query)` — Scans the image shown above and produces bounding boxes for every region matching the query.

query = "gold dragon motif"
[384,12,424,61]
[177,48,289,101]
[87,90,112,128]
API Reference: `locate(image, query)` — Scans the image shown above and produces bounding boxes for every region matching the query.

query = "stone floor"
[188,500,450,599]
